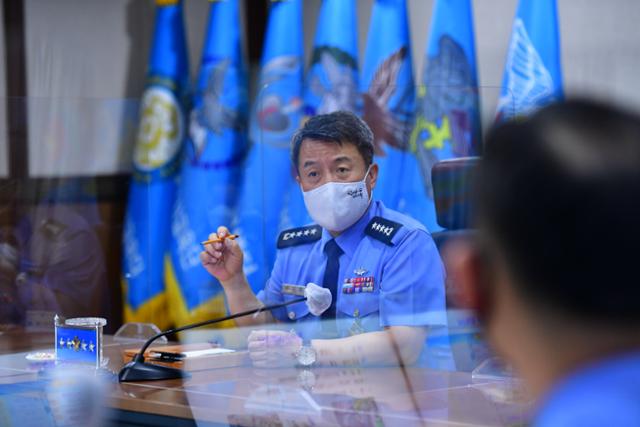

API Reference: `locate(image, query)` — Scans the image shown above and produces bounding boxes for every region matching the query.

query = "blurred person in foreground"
[201,111,446,368]
[0,185,106,325]
[448,99,640,426]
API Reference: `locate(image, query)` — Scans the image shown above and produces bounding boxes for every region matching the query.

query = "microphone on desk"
[118,283,332,382]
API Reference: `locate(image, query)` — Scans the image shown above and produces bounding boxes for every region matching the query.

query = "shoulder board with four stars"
[277,225,322,249]
[365,216,403,246]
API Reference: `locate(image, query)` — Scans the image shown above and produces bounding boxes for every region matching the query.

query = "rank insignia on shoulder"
[365,216,402,246]
[277,225,322,249]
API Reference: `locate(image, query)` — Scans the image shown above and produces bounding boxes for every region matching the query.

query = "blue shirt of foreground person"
[448,100,640,426]
[201,111,446,368]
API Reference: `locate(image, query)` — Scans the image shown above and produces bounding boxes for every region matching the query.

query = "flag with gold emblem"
[409,0,481,231]
[122,0,190,329]
[361,0,427,221]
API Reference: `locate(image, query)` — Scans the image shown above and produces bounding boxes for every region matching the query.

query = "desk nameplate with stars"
[55,317,104,367]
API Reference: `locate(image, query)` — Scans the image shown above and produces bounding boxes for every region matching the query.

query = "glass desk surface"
[0,328,532,427]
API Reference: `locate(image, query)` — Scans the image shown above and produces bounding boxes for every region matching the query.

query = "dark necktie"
[322,239,343,319]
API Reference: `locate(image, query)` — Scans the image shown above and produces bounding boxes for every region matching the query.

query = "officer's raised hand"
[200,226,243,285]
[200,227,274,326]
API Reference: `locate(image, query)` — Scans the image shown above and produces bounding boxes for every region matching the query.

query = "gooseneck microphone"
[118,297,307,382]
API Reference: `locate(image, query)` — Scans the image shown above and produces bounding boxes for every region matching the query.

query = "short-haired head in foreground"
[477,99,640,326]
[449,99,640,423]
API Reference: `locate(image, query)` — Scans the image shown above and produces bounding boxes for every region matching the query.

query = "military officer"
[0,203,106,324]
[201,111,446,368]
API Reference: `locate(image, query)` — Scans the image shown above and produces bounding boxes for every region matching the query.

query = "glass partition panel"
[0,97,133,333]
[0,85,527,427]
[172,84,526,426]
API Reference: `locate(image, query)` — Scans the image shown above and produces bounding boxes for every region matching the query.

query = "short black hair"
[291,111,374,172]
[477,99,640,324]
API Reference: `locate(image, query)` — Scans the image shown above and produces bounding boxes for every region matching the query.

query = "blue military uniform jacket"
[534,352,640,426]
[257,201,447,340]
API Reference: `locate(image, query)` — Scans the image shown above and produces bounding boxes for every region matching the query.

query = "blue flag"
[303,0,359,117]
[288,0,360,227]
[361,0,428,222]
[496,0,563,120]
[234,0,303,294]
[409,0,481,232]
[165,0,248,326]
[122,0,190,329]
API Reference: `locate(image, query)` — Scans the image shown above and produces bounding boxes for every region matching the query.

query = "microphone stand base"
[118,360,191,382]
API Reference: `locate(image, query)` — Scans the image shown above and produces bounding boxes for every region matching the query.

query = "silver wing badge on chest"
[353,267,368,276]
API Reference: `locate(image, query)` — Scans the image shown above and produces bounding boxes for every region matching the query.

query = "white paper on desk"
[182,348,235,358]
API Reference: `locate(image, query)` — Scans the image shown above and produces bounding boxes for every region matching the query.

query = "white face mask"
[302,167,372,232]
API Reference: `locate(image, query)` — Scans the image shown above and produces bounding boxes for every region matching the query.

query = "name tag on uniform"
[282,284,306,296]
[342,276,375,294]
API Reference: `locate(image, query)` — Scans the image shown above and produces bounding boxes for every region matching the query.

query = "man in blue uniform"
[0,203,106,324]
[449,100,640,425]
[201,111,446,367]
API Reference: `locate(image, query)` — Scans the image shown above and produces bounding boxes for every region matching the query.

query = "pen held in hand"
[201,234,240,246]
